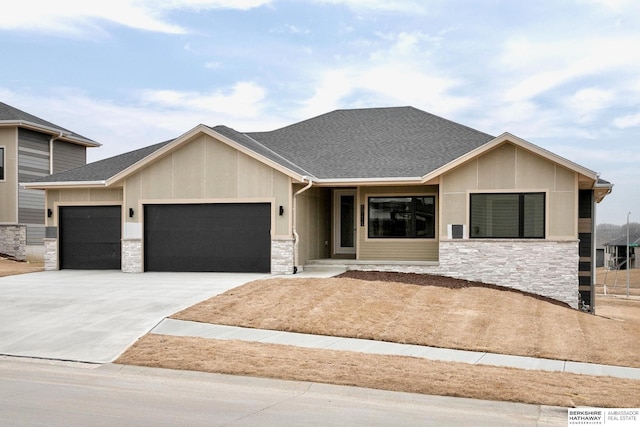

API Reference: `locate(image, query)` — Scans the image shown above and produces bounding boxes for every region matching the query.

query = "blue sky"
[1,0,638,225]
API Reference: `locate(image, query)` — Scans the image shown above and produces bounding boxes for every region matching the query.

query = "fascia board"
[21,180,107,190]
[420,132,600,184]
[0,120,101,147]
[106,124,205,185]
[107,125,308,186]
[312,177,424,187]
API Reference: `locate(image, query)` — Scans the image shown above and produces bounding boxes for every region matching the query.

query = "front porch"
[302,258,440,274]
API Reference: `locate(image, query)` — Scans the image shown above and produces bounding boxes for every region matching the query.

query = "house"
[603,234,639,270]
[24,107,613,311]
[0,101,100,261]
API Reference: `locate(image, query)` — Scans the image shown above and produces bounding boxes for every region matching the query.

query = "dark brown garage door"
[144,203,271,273]
[59,206,122,269]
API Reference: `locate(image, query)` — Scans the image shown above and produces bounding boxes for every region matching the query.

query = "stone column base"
[122,239,143,273]
[272,238,294,275]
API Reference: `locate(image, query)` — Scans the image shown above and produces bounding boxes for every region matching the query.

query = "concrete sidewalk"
[151,318,640,380]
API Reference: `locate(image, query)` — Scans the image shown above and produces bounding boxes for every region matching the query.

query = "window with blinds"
[470,193,545,238]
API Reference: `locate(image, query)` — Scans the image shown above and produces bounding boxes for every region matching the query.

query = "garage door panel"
[144,203,271,273]
[59,206,122,270]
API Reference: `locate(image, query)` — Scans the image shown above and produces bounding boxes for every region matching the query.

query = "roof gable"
[0,101,99,146]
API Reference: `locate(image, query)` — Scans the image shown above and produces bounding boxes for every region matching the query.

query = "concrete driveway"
[0,270,267,363]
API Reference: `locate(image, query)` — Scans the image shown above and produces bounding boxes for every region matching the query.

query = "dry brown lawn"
[117,271,640,408]
[596,267,640,297]
[117,334,640,408]
[0,258,43,277]
[170,273,640,368]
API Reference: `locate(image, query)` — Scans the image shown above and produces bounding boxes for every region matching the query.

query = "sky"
[1,0,638,225]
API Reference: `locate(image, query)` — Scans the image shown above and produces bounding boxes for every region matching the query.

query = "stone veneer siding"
[43,238,57,270]
[272,238,294,275]
[122,238,143,273]
[0,225,27,261]
[350,240,580,309]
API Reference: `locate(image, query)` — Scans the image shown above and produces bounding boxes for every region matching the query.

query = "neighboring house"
[25,107,613,311]
[0,102,100,261]
[603,234,639,270]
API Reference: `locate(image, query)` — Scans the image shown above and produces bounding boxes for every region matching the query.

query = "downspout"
[292,176,313,274]
[49,132,64,174]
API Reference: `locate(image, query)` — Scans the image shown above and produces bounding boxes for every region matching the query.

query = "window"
[368,196,435,238]
[0,147,4,180]
[470,193,545,238]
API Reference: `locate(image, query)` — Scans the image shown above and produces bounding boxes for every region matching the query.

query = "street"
[0,357,566,426]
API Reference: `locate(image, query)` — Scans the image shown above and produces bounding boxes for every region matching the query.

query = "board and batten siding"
[123,134,292,237]
[18,129,49,245]
[358,185,439,262]
[52,140,86,173]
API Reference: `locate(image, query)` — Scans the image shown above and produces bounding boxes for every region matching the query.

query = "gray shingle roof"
[29,106,498,184]
[211,125,313,177]
[246,107,495,179]
[28,140,174,183]
[604,234,640,247]
[0,101,97,144]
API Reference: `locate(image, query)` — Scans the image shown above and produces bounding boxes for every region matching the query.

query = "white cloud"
[0,83,284,162]
[158,0,271,10]
[613,112,640,129]
[500,37,640,103]
[0,0,271,36]
[565,88,615,124]
[138,82,268,117]
[299,63,471,119]
[311,0,427,13]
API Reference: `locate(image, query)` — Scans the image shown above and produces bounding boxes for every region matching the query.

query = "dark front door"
[59,206,122,269]
[144,203,271,273]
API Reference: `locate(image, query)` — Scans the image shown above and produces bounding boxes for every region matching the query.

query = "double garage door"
[59,203,271,272]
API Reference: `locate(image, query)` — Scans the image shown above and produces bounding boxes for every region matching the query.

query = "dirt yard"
[118,271,640,408]
[0,257,43,277]
[169,272,640,368]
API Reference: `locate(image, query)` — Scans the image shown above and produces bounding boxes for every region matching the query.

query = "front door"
[333,189,356,255]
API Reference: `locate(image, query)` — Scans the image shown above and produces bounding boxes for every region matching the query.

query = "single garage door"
[144,203,271,273]
[59,205,122,269]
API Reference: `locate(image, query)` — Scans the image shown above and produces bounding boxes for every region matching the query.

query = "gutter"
[21,180,108,190]
[0,120,101,147]
[49,132,63,174]
[292,176,313,273]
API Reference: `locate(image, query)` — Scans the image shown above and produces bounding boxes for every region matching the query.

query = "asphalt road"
[0,357,566,426]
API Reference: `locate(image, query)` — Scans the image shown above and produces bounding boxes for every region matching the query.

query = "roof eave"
[21,180,108,190]
[312,177,424,187]
[0,120,101,147]
[594,180,614,203]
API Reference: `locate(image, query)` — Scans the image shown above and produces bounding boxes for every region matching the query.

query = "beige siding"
[440,142,578,240]
[0,128,17,222]
[295,187,330,265]
[478,144,516,189]
[46,188,123,226]
[358,185,438,261]
[124,134,292,236]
